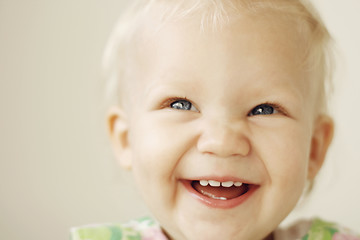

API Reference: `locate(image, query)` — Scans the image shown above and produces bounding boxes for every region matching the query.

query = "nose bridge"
[197,117,251,157]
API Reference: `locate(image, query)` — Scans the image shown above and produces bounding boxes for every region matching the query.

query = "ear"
[107,106,132,170]
[308,115,334,180]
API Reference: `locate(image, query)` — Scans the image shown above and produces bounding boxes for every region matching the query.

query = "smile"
[182,178,258,209]
[193,180,247,200]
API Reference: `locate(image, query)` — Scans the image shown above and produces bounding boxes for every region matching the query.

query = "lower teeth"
[200,190,227,200]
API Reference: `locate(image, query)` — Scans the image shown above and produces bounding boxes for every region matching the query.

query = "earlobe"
[107,106,132,170]
[308,115,334,180]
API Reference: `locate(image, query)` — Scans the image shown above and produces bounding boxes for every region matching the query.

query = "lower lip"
[181,180,258,209]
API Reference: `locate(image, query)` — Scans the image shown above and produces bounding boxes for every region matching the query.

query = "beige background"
[0,0,359,239]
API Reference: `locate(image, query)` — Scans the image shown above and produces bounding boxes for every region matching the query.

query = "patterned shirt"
[70,217,359,240]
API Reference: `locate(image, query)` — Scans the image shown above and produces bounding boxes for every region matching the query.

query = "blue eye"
[249,104,277,116]
[170,100,193,110]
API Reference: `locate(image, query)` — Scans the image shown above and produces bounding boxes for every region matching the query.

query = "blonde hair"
[103,0,334,113]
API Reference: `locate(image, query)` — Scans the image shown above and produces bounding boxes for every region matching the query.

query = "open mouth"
[182,179,257,208]
[191,180,249,200]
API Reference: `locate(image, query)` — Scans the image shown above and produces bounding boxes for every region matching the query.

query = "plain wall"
[0,0,359,239]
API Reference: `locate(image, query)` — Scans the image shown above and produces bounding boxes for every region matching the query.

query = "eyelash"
[160,98,287,116]
[248,102,287,116]
[161,97,193,109]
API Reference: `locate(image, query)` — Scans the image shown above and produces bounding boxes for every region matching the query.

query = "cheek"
[129,113,197,179]
[253,120,311,187]
[128,113,198,215]
[251,121,312,218]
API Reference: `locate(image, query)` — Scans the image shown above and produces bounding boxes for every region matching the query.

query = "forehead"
[126,7,317,115]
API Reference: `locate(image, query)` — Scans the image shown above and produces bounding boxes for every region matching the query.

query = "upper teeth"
[199,180,243,187]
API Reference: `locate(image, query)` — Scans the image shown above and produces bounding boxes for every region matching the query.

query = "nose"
[197,119,251,158]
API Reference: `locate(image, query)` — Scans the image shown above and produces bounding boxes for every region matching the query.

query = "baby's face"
[111,12,332,240]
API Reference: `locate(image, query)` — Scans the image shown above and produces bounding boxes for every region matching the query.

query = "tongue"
[192,181,248,200]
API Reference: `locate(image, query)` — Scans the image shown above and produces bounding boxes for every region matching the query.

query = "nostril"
[196,119,251,157]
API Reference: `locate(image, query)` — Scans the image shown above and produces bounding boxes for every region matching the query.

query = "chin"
[168,218,270,240]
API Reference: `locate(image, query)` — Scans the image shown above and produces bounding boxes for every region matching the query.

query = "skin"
[108,11,334,240]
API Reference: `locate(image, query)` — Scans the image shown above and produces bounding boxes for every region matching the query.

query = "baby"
[72,0,358,239]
